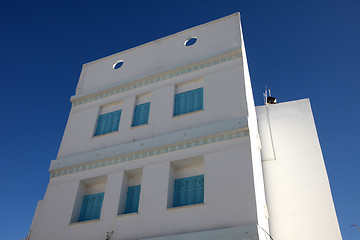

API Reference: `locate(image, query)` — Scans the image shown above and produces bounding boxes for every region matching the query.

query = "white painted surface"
[57,60,248,159]
[30,14,267,240]
[31,139,261,240]
[258,99,342,240]
[74,14,242,97]
[239,19,269,236]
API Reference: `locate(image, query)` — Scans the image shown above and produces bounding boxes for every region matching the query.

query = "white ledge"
[70,49,242,107]
[49,117,248,177]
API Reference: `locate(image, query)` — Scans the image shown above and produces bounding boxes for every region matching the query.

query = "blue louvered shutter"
[79,195,91,221]
[174,92,188,116]
[95,115,105,136]
[189,89,196,112]
[142,102,150,124]
[174,88,203,116]
[173,179,182,207]
[181,92,189,115]
[95,110,121,136]
[108,111,116,132]
[125,185,141,214]
[195,88,203,111]
[183,177,191,205]
[132,106,140,127]
[132,103,150,127]
[174,93,181,116]
[191,175,204,204]
[79,192,104,221]
[134,185,141,212]
[173,175,204,207]
[199,175,204,203]
[92,192,104,220]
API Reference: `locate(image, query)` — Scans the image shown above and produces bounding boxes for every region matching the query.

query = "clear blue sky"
[1,0,359,239]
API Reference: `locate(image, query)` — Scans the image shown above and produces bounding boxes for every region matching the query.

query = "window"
[118,168,142,215]
[94,110,122,136]
[173,174,204,207]
[79,192,104,222]
[174,88,203,116]
[125,185,141,214]
[132,102,150,127]
[70,176,107,224]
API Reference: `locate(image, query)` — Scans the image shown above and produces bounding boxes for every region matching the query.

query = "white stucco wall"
[257,99,342,240]
[30,13,269,240]
[57,62,248,159]
[74,14,242,97]
[239,18,269,237]
[31,137,261,240]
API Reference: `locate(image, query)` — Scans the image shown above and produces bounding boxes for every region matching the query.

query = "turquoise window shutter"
[79,195,90,221]
[95,110,122,136]
[125,185,141,214]
[132,102,150,127]
[134,185,141,212]
[133,106,140,127]
[174,88,203,116]
[143,102,150,124]
[192,175,204,204]
[92,192,104,220]
[79,192,105,222]
[173,174,204,207]
[174,94,181,116]
[195,88,203,111]
[183,177,191,205]
[173,179,182,207]
[189,90,196,112]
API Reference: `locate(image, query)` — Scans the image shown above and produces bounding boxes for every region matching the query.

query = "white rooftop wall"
[257,99,342,240]
[74,14,242,97]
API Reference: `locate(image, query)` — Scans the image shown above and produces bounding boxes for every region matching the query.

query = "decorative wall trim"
[50,129,249,178]
[71,50,242,107]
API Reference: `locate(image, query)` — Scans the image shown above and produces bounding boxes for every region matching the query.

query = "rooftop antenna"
[263,86,277,105]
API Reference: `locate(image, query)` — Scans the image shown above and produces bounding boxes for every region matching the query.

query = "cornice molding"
[71,50,242,107]
[50,128,249,178]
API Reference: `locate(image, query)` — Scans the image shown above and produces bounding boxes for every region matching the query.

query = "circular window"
[113,60,124,70]
[184,37,197,46]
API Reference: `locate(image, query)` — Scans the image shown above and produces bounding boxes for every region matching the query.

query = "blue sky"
[1,0,359,239]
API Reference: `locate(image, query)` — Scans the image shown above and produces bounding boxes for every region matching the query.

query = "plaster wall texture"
[57,59,248,159]
[74,14,241,97]
[30,13,269,240]
[30,138,261,240]
[257,99,342,240]
[238,20,269,235]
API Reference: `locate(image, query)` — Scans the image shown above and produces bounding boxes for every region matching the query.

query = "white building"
[28,13,342,240]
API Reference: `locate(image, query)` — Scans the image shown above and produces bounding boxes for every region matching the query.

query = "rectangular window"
[132,102,150,127]
[95,110,122,136]
[125,185,141,214]
[173,174,204,207]
[174,88,203,116]
[79,192,104,222]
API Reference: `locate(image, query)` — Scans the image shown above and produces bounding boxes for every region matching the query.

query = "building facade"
[28,13,342,240]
